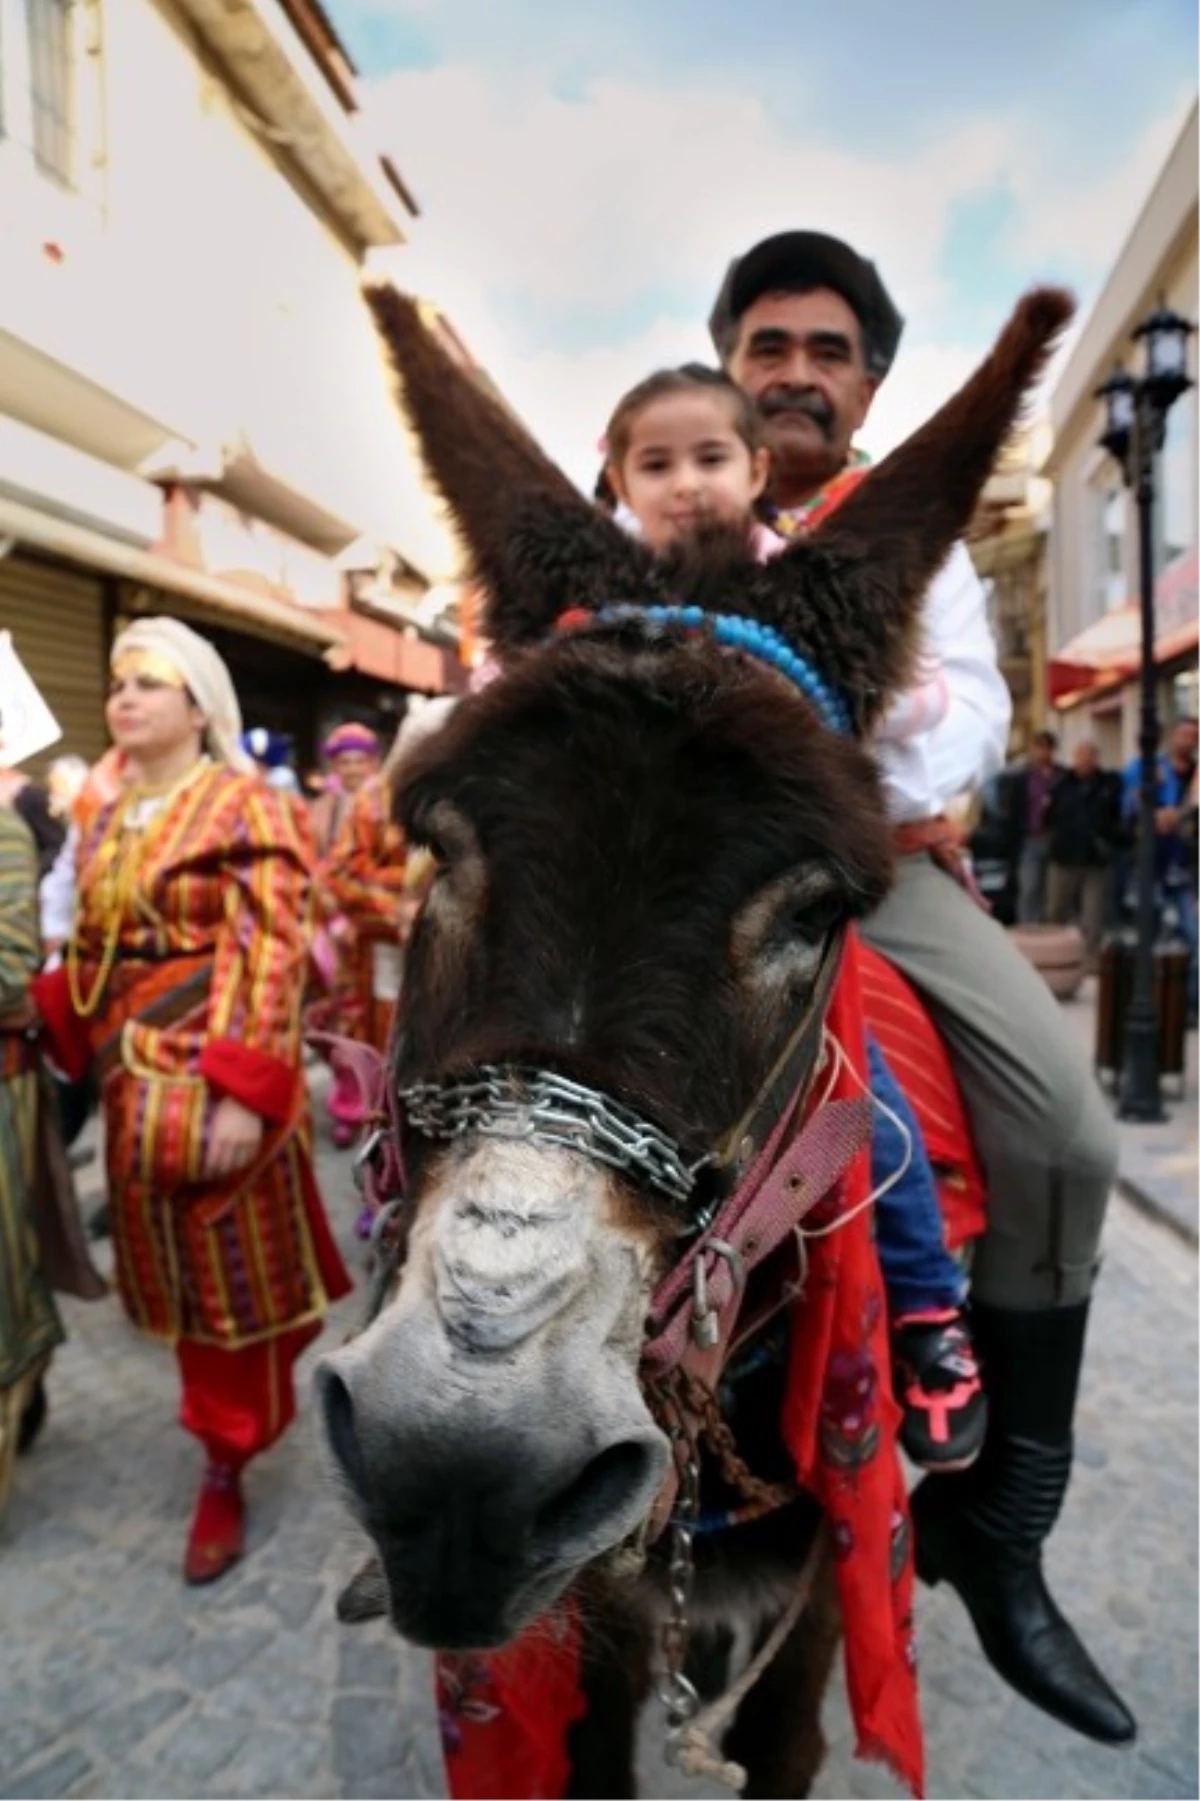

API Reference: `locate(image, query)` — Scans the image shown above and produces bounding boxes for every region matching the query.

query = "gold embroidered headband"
[111,649,189,690]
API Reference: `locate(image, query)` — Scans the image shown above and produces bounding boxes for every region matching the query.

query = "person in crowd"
[0,802,65,1520]
[710,228,1129,1741]
[1044,740,1122,965]
[34,616,350,1584]
[243,726,302,796]
[0,767,66,884]
[310,723,382,860]
[304,724,385,1150]
[1009,730,1064,924]
[1123,717,1199,1012]
[325,699,454,1062]
[599,358,986,1474]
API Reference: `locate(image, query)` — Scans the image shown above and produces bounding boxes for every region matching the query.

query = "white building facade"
[1044,101,1198,765]
[0,0,472,769]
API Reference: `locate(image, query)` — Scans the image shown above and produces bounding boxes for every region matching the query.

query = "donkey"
[316,283,1073,1798]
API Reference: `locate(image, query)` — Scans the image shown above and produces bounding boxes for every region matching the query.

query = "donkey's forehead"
[405,635,859,801]
[398,635,891,893]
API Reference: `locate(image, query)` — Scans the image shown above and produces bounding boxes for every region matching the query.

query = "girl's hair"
[592,464,619,513]
[602,362,765,475]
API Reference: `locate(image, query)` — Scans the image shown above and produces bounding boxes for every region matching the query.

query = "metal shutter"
[0,552,110,775]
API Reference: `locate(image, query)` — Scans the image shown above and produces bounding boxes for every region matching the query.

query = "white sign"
[0,632,62,768]
[372,942,405,1002]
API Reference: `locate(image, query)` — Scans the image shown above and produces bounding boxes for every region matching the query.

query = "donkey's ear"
[756,286,1074,725]
[365,283,647,650]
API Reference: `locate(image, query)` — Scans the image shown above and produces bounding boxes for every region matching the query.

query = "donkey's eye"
[790,894,843,943]
[411,799,478,885]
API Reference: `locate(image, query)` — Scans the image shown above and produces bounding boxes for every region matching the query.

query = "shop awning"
[1049,609,1141,708]
[0,493,347,659]
[1048,552,1198,709]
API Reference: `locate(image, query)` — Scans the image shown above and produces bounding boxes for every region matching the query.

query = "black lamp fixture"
[1136,298,1196,409]
[1093,295,1195,1122]
[1095,363,1135,466]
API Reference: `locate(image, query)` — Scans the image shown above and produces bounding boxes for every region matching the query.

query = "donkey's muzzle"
[315,1349,668,1648]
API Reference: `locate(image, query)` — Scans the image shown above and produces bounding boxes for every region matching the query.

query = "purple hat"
[322,722,380,760]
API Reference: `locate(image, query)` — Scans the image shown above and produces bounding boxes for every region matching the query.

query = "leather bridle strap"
[641,926,864,1380]
[641,1082,871,1380]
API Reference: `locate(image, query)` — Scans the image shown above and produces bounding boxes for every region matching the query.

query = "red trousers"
[176,1320,323,1465]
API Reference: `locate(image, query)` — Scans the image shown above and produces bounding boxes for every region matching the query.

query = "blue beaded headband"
[578,602,852,736]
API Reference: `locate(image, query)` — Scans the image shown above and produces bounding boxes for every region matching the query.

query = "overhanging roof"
[172,0,412,249]
[0,493,346,659]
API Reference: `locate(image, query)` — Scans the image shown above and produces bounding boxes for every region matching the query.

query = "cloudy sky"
[329,1,1196,491]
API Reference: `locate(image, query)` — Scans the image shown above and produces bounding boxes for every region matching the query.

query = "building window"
[1092,479,1127,616]
[0,0,76,190]
[1159,387,1196,572]
[1173,667,1198,725]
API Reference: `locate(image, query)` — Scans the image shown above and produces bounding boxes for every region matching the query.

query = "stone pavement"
[1,1098,1196,1801]
[1059,976,1198,1245]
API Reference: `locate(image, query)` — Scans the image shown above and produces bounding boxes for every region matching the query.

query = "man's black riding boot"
[909,1298,1136,1745]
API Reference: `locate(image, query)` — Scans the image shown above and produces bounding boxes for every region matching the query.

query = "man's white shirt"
[872,542,1010,824]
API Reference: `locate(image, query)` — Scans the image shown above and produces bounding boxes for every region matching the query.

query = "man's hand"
[206,1095,264,1179]
[1155,805,1182,834]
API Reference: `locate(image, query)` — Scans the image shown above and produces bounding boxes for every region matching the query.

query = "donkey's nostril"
[317,1364,369,1500]
[532,1439,658,1561]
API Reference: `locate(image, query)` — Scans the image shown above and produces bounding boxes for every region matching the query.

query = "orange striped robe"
[48,760,349,1348]
[323,773,414,1054]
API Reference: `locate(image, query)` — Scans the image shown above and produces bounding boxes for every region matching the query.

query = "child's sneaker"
[891,1308,987,1472]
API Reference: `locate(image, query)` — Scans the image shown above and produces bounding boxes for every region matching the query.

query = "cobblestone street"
[1,1095,1195,1801]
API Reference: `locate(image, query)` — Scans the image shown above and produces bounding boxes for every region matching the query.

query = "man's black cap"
[708,230,904,378]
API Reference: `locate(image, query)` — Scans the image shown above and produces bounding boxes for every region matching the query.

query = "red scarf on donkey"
[434,930,927,1800]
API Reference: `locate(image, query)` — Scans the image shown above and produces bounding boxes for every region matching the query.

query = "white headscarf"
[112,616,251,772]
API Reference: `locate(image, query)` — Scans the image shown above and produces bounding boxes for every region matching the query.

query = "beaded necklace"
[67,756,215,1019]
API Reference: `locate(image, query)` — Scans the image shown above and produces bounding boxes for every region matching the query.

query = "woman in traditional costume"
[35,617,350,1584]
[324,740,416,1059]
[305,724,383,1152]
[318,705,452,1226]
[0,805,66,1519]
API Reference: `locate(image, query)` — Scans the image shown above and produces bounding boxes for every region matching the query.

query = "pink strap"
[306,1031,407,1210]
[307,1032,387,1119]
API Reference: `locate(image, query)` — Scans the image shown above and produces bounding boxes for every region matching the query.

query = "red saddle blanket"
[857,941,986,1251]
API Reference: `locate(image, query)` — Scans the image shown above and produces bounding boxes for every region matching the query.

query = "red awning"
[1048,552,1199,709]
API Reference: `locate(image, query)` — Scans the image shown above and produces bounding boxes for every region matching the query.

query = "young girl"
[601,362,985,1473]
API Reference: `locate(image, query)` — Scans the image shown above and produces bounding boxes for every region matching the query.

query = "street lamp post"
[1095,300,1195,1123]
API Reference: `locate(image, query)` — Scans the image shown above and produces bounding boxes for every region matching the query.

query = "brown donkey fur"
[342,281,1073,1797]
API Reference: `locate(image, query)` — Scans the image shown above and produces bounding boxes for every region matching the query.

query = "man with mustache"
[711,232,1133,1746]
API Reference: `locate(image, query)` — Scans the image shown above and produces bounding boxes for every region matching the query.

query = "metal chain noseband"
[645,1364,800,1771]
[399,1065,708,1214]
[650,1378,703,1735]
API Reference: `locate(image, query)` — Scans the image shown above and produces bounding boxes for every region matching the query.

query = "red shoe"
[892,1307,988,1473]
[183,1460,245,1585]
